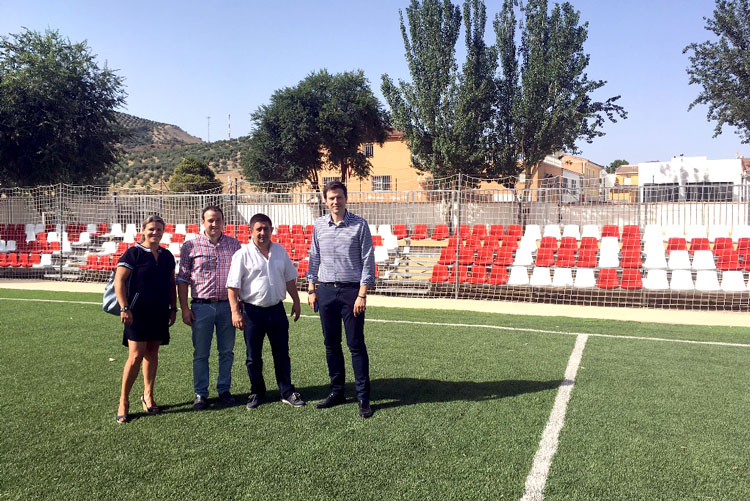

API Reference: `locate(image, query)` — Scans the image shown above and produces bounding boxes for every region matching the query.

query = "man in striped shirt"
[307,181,375,418]
[177,206,241,410]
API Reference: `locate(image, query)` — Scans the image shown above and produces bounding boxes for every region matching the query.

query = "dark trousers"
[317,283,370,401]
[242,301,294,398]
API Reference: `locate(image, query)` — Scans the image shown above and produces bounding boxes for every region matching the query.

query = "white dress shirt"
[226,242,298,307]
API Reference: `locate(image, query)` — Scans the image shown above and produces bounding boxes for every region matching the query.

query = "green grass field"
[1,288,750,500]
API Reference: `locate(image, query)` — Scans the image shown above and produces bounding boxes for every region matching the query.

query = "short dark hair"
[202,205,224,221]
[323,180,347,199]
[249,213,272,228]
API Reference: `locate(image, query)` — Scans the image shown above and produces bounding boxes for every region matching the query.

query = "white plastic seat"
[5,240,16,252]
[581,224,600,240]
[523,225,541,242]
[685,225,707,242]
[174,224,187,235]
[33,223,44,234]
[0,240,6,252]
[167,242,181,256]
[667,250,691,270]
[378,224,393,237]
[122,233,135,244]
[100,241,117,255]
[643,269,669,290]
[24,223,36,234]
[542,224,561,240]
[516,236,538,255]
[643,224,663,243]
[720,271,747,292]
[382,234,399,251]
[54,240,72,255]
[86,223,98,234]
[368,224,377,236]
[47,231,60,243]
[374,246,389,263]
[529,267,551,286]
[512,248,534,266]
[599,236,620,256]
[161,233,172,244]
[124,224,138,238]
[25,230,37,243]
[73,232,91,246]
[551,268,574,287]
[669,269,694,290]
[507,266,529,286]
[708,224,730,242]
[731,224,750,242]
[695,270,720,291]
[573,268,596,288]
[39,254,52,267]
[642,239,665,258]
[108,224,124,238]
[691,250,715,271]
[598,249,620,269]
[663,225,685,242]
[562,224,581,240]
[185,233,198,242]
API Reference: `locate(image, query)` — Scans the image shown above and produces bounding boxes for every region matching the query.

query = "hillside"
[103,112,249,190]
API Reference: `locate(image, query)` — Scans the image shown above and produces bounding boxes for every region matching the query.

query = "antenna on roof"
[228,114,231,141]
[206,116,211,143]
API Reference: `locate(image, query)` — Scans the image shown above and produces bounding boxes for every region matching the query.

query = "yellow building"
[612,164,639,202]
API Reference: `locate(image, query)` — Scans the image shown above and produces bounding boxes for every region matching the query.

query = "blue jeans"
[191,301,235,397]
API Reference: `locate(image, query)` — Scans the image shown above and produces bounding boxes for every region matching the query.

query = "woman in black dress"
[115,215,177,423]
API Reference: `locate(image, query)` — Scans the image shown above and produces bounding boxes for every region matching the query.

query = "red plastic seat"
[81,255,98,270]
[172,233,185,244]
[429,264,450,283]
[277,224,291,235]
[488,266,509,285]
[393,224,408,239]
[187,224,199,234]
[438,247,457,265]
[580,237,599,251]
[458,248,475,265]
[304,225,314,239]
[489,225,504,240]
[18,253,31,268]
[555,248,576,268]
[620,269,643,290]
[716,251,741,271]
[621,237,641,254]
[667,237,687,254]
[411,224,428,240]
[500,236,519,252]
[535,248,555,267]
[0,253,7,267]
[291,224,304,236]
[506,224,523,239]
[296,259,309,278]
[539,236,558,251]
[474,247,495,266]
[449,265,469,283]
[597,269,619,289]
[372,235,383,247]
[621,249,643,269]
[292,244,308,261]
[734,238,749,258]
[164,224,176,234]
[688,237,710,254]
[494,247,515,266]
[602,225,620,240]
[467,266,488,284]
[432,225,449,241]
[471,225,487,240]
[458,225,470,240]
[559,237,578,251]
[713,237,734,254]
[577,249,597,268]
[622,225,641,241]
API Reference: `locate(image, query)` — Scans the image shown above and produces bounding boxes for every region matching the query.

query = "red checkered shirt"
[176,233,241,300]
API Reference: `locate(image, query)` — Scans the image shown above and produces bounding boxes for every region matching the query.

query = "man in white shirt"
[226,213,305,409]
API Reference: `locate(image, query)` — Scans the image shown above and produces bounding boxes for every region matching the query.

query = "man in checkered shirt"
[177,206,241,410]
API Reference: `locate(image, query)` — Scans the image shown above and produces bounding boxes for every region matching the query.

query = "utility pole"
[206,116,211,142]
[228,114,231,140]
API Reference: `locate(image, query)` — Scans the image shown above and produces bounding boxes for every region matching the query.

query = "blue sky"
[1,0,747,166]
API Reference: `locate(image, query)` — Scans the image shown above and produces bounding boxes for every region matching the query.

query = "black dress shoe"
[193,395,208,411]
[218,392,235,405]
[315,393,346,409]
[358,400,373,419]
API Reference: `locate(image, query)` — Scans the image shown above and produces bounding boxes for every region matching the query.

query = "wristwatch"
[121,306,129,312]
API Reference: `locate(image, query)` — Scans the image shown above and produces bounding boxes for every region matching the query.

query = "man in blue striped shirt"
[307,180,375,418]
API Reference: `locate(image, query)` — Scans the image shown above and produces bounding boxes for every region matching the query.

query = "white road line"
[1,297,748,348]
[521,333,589,501]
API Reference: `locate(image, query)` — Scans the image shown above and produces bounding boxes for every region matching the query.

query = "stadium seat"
[430,264,450,283]
[174,224,187,235]
[39,253,52,267]
[449,265,470,283]
[621,250,642,269]
[663,225,685,242]
[372,235,383,247]
[512,248,534,267]
[0,253,7,267]
[474,247,495,266]
[124,224,138,238]
[581,224,600,240]
[488,266,509,285]
[669,269,694,290]
[411,224,428,240]
[382,235,399,251]
[732,224,750,243]
[667,250,691,270]
[716,251,741,271]
[18,253,31,268]
[598,246,620,269]
[529,267,552,287]
[643,224,663,243]
[438,247,457,265]
[622,225,641,241]
[685,225,707,242]
[164,224,175,234]
[431,225,449,241]
[643,269,669,290]
[561,224,581,240]
[187,224,199,234]
[551,268,574,287]
[296,260,309,278]
[467,266,488,285]
[642,249,667,269]
[596,269,619,289]
[542,224,561,240]
[708,225,730,242]
[393,224,408,240]
[691,250,716,270]
[470,225,487,240]
[720,271,747,292]
[666,237,687,254]
[620,269,643,290]
[507,266,529,286]
[168,242,181,257]
[555,248,576,268]
[494,247,515,267]
[601,225,620,240]
[695,270,720,291]
[579,237,598,251]
[488,225,504,240]
[517,236,538,255]
[689,238,710,254]
[576,248,597,268]
[378,224,393,238]
[573,268,596,288]
[600,236,620,256]
[713,237,734,254]
[523,225,541,242]
[559,236,578,251]
[539,236,558,251]
[535,248,556,267]
[107,224,125,238]
[373,246,389,264]
[172,233,185,244]
[621,237,641,254]
[81,255,98,270]
[506,224,523,239]
[738,238,750,260]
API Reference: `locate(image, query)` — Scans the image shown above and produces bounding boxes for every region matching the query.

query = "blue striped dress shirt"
[307,210,375,286]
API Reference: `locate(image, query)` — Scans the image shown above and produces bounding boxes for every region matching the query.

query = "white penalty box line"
[1,297,749,349]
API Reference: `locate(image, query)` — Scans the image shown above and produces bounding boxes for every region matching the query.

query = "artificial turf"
[1,289,749,500]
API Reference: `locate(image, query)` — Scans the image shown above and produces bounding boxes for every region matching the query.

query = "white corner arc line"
[521,333,589,501]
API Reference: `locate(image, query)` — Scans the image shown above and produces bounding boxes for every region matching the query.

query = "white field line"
[1,297,749,348]
[521,334,588,501]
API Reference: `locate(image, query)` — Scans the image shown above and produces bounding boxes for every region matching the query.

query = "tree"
[381,0,463,178]
[0,28,126,187]
[491,0,626,186]
[243,70,389,188]
[607,159,629,174]
[168,157,222,192]
[684,0,750,143]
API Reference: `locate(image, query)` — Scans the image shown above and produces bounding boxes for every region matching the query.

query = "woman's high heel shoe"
[141,394,161,414]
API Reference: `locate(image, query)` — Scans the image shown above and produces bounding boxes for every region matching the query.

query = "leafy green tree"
[243,70,389,188]
[491,0,626,186]
[0,28,126,187]
[684,0,750,143]
[381,0,462,178]
[607,158,630,174]
[168,156,222,192]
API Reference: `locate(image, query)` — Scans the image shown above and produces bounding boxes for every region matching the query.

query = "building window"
[643,183,679,202]
[685,182,733,202]
[363,143,374,157]
[372,175,391,191]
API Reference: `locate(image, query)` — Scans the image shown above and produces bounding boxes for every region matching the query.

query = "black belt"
[242,301,282,309]
[192,298,228,304]
[318,282,360,288]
